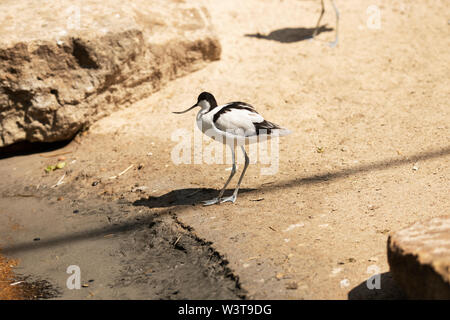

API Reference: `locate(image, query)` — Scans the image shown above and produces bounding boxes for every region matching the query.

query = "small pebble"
[286,282,298,290]
[33,238,40,241]
[276,273,284,280]
[92,181,99,186]
[340,279,350,288]
[331,267,343,275]
[73,209,79,214]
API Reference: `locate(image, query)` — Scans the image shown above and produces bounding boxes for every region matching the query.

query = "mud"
[0,195,245,299]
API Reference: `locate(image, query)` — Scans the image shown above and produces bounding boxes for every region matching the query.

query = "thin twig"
[51,174,65,188]
[109,164,134,179]
[39,151,72,158]
[173,235,182,247]
[118,164,134,176]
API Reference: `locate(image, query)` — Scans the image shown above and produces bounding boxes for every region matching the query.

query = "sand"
[0,0,449,299]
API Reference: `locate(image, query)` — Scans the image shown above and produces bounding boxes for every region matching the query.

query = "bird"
[312,0,340,47]
[173,92,291,206]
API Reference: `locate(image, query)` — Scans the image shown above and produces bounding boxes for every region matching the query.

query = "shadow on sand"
[0,139,74,160]
[245,25,333,43]
[133,188,255,209]
[2,146,449,263]
[348,272,406,300]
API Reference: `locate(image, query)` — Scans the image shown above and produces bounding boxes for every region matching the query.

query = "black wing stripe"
[253,120,281,135]
[212,102,258,123]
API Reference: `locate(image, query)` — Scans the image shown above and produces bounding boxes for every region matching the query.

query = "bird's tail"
[254,120,292,137]
[275,128,292,137]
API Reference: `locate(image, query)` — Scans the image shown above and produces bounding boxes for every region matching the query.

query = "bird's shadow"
[348,272,407,300]
[245,25,333,43]
[133,188,256,209]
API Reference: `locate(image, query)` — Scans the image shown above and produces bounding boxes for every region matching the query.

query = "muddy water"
[0,197,245,299]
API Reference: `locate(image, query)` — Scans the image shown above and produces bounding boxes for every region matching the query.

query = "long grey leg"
[220,146,249,204]
[328,0,339,47]
[203,145,236,206]
[218,146,237,199]
[312,0,325,39]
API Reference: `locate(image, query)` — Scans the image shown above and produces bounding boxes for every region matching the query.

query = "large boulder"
[0,0,220,148]
[388,216,450,299]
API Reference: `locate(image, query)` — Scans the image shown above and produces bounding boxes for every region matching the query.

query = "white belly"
[197,115,259,146]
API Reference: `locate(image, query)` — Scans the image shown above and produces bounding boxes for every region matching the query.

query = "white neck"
[197,100,211,113]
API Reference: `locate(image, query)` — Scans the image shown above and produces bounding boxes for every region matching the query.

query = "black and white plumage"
[173,92,291,205]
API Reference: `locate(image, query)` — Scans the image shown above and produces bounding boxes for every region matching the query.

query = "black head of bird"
[173,92,218,114]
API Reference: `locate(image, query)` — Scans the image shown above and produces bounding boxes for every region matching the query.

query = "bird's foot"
[202,194,237,206]
[328,39,338,48]
[220,194,237,204]
[202,197,220,206]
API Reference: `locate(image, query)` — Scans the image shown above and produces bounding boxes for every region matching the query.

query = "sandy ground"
[0,0,449,299]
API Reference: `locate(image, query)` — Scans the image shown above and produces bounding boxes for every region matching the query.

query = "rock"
[286,281,298,290]
[0,0,221,148]
[387,216,450,299]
